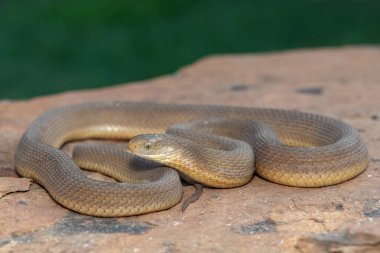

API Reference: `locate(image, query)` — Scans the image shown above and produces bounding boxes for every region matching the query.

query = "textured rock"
[1,46,380,252]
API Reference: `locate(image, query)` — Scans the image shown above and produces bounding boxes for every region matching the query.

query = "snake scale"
[14,101,368,217]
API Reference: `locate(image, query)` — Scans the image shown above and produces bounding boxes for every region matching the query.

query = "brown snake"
[14,101,368,217]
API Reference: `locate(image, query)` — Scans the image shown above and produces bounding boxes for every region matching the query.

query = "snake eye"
[144,142,152,150]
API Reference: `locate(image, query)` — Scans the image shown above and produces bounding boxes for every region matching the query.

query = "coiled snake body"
[14,102,368,217]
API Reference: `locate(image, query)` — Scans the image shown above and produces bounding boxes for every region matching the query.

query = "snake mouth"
[132,152,167,162]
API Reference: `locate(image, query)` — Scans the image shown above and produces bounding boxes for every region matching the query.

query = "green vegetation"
[1,0,380,99]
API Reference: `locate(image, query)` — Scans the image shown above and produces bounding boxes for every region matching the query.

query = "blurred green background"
[1,0,380,99]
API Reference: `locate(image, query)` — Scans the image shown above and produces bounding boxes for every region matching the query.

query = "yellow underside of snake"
[14,101,368,217]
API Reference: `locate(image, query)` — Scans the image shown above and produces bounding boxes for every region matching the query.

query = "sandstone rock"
[1,46,379,252]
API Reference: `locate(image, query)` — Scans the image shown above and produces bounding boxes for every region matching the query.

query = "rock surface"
[1,46,380,253]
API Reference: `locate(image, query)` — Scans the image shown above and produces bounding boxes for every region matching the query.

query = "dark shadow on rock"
[234,219,277,235]
[296,87,323,96]
[0,213,154,249]
[52,213,154,235]
[230,84,249,92]
[363,199,380,218]
[296,229,380,253]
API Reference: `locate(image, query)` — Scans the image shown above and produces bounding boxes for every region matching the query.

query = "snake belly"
[14,101,368,217]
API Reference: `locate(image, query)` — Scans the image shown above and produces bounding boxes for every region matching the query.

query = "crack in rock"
[0,177,31,199]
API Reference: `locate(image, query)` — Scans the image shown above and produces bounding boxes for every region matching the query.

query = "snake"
[14,101,368,217]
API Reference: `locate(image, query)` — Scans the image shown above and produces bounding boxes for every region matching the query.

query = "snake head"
[128,134,182,162]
